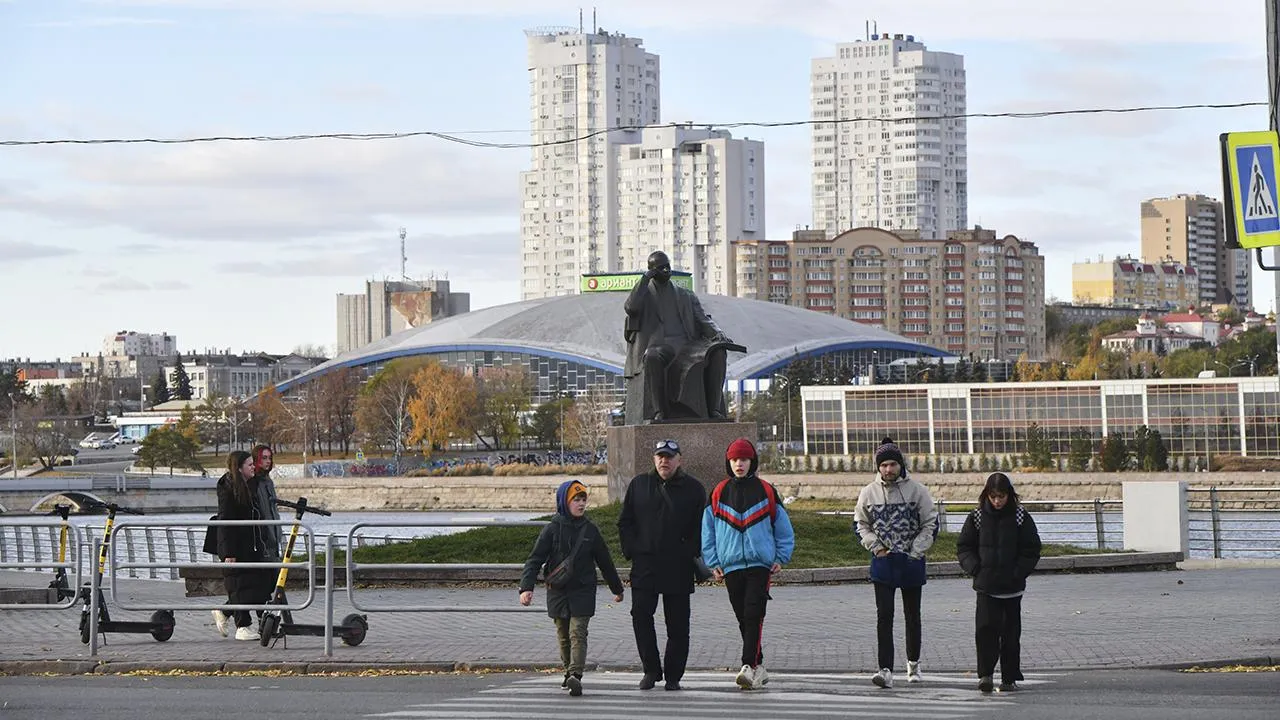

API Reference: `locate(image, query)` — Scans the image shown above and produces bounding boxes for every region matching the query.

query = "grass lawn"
[345,501,1102,568]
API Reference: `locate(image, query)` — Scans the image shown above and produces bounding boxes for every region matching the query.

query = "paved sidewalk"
[1,567,1277,674]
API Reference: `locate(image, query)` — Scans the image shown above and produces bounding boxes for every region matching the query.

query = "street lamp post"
[8,394,17,479]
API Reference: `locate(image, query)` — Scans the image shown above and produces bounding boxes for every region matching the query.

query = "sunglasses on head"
[654,439,680,454]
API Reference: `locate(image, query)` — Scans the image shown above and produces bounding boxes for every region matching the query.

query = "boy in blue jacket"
[701,438,795,690]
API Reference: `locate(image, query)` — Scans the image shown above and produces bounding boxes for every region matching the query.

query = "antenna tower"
[399,227,408,281]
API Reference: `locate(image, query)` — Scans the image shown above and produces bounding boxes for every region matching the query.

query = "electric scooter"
[48,503,75,602]
[258,496,367,648]
[77,499,176,644]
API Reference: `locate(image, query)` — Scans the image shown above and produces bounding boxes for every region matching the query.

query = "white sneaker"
[906,660,922,683]
[234,626,258,641]
[751,665,769,689]
[872,668,894,688]
[211,610,229,638]
[735,664,755,689]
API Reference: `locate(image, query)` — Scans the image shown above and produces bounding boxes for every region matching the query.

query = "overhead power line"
[0,101,1265,148]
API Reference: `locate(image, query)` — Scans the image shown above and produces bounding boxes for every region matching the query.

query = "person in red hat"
[701,437,795,690]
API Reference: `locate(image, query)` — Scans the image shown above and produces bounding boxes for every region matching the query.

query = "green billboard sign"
[579,272,693,293]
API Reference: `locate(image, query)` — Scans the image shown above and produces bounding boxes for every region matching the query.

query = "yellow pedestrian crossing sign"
[1221,130,1280,249]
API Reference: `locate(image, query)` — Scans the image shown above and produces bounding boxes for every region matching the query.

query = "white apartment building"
[616,125,764,294]
[103,331,177,357]
[811,32,967,238]
[520,27,660,299]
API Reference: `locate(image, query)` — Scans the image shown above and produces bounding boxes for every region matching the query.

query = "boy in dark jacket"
[520,480,625,696]
[701,438,795,690]
[956,472,1042,693]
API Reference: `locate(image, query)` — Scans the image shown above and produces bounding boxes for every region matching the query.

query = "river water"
[3,509,1278,563]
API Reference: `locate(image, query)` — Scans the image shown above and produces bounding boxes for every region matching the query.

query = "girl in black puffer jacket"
[956,472,1042,694]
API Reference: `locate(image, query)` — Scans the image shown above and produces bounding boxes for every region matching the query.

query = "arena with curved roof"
[280,293,948,401]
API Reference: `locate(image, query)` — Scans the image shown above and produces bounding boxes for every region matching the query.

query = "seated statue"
[623,251,744,424]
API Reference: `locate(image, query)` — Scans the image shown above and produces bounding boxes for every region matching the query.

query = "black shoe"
[567,674,583,697]
[999,681,1020,692]
[664,681,682,691]
[561,674,569,689]
[978,676,994,694]
[639,673,661,690]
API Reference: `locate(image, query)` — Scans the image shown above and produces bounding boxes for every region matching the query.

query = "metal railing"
[1187,487,1280,559]
[938,499,1123,550]
[0,520,83,609]
[344,518,551,615]
[0,523,425,581]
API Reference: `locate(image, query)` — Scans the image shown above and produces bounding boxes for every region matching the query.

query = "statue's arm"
[624,272,652,316]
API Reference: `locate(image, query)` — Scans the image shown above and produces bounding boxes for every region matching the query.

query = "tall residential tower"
[811,33,967,238]
[519,27,660,299]
[1140,193,1252,308]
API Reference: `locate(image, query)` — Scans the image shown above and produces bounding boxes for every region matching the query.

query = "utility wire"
[0,101,1265,148]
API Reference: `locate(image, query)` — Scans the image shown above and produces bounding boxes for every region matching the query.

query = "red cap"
[726,438,757,461]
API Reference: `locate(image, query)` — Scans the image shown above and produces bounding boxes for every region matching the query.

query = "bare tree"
[15,407,78,470]
[315,368,360,455]
[564,384,615,459]
[292,343,331,359]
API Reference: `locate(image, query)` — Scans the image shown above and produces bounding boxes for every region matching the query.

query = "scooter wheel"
[340,614,368,646]
[260,614,279,647]
[79,613,91,645]
[150,610,175,642]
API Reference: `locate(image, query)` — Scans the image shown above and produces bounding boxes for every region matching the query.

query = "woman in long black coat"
[216,450,273,640]
[956,472,1042,694]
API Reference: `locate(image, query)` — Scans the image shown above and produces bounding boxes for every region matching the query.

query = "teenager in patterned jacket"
[854,437,938,689]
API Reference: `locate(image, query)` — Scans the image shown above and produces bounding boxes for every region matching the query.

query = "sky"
[0,0,1274,361]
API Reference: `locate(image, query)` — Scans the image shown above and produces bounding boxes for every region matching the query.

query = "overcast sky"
[0,0,1272,361]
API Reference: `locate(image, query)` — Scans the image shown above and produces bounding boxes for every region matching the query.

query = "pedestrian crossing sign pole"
[1221,130,1280,252]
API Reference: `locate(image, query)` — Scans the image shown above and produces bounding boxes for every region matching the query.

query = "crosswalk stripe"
[363,670,1043,719]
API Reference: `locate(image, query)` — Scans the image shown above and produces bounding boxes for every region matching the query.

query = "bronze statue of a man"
[624,251,736,422]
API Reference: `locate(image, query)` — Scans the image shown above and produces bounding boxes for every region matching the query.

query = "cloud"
[81,276,191,293]
[88,0,1260,43]
[0,240,77,262]
[0,140,524,241]
[212,231,517,280]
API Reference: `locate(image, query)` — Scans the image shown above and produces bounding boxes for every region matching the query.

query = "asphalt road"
[0,669,1274,720]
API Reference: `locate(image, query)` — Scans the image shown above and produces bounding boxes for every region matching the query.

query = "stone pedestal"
[606,422,758,501]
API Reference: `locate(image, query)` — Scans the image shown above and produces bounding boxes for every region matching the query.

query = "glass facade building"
[802,377,1280,459]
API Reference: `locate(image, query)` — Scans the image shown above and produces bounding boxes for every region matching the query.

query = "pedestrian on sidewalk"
[701,438,795,690]
[618,439,707,691]
[215,450,274,641]
[519,480,625,697]
[956,472,1042,694]
[854,436,939,688]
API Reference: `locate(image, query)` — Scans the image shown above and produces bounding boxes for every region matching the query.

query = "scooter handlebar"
[276,497,333,517]
[79,498,145,515]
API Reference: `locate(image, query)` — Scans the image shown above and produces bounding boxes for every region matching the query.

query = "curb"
[4,656,1276,677]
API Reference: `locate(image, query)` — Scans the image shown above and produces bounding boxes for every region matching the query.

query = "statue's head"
[647,251,673,285]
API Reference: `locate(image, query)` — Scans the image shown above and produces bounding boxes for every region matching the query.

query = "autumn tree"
[354,358,430,466]
[471,366,533,450]
[249,384,295,450]
[406,361,476,456]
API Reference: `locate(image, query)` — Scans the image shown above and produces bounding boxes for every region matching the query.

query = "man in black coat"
[618,438,707,691]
